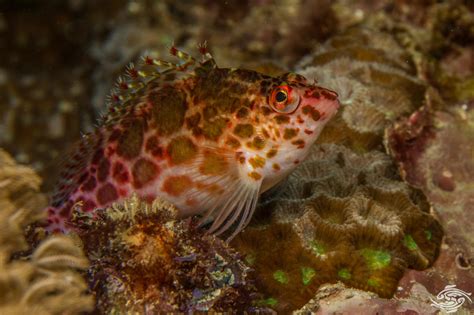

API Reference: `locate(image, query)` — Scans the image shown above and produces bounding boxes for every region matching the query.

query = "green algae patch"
[361,249,391,270]
[310,240,326,256]
[425,230,432,241]
[301,267,316,285]
[257,297,278,307]
[403,235,418,250]
[245,253,256,265]
[338,268,351,280]
[367,277,381,287]
[273,270,289,284]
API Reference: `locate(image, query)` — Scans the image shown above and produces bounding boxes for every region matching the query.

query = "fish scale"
[46,45,340,238]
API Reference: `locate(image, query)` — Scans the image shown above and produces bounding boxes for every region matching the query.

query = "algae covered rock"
[387,102,474,288]
[72,195,262,313]
[231,144,443,313]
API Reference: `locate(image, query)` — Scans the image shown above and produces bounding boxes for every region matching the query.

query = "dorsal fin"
[102,43,217,126]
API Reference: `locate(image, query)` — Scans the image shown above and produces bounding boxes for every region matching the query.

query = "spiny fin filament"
[102,44,216,126]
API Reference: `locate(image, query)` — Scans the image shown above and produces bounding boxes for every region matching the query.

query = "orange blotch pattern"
[163,175,193,197]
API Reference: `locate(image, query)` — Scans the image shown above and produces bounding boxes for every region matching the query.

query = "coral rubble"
[232,144,443,313]
[0,149,93,315]
[72,195,262,313]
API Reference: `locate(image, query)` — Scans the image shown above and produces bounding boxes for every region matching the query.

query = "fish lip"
[327,88,339,98]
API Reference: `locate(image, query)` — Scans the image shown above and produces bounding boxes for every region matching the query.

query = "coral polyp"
[231,144,443,312]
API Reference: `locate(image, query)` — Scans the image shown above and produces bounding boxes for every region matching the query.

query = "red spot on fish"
[97,159,110,182]
[81,179,96,194]
[119,82,128,90]
[145,136,164,157]
[304,129,313,135]
[132,158,159,189]
[105,146,116,157]
[82,199,96,212]
[77,172,88,184]
[112,162,129,184]
[91,149,104,165]
[97,183,118,205]
[321,89,338,100]
[111,94,120,103]
[143,194,156,203]
[170,45,178,56]
[198,43,208,55]
[59,204,72,218]
[128,67,138,79]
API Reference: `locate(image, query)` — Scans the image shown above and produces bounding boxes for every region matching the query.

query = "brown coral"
[72,195,263,313]
[0,149,93,315]
[231,144,443,312]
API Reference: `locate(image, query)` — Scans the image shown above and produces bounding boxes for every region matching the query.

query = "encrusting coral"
[0,149,93,315]
[231,143,443,313]
[71,194,264,313]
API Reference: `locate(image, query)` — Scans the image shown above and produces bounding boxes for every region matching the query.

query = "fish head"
[262,71,339,138]
[251,72,340,191]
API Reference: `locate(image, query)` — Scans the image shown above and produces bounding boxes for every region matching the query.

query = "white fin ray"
[184,147,262,240]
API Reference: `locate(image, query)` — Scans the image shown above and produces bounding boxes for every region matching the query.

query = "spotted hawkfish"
[46,45,340,239]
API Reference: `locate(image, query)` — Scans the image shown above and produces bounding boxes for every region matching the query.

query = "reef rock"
[387,102,474,297]
[72,195,263,313]
[231,143,443,313]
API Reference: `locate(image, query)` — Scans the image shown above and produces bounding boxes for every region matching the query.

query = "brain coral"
[231,143,443,313]
[72,195,264,313]
[297,28,426,152]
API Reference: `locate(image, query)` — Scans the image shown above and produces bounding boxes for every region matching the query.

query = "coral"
[297,27,426,152]
[231,144,443,312]
[72,195,263,313]
[0,149,93,315]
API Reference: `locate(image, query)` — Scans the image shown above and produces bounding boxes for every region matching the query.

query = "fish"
[45,45,340,239]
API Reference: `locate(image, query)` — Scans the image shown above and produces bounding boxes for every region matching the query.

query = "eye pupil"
[275,91,287,102]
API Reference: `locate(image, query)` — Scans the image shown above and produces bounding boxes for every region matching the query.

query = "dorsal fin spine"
[103,45,217,125]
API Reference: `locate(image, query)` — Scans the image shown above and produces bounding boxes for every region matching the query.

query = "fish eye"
[270,86,300,114]
[275,90,288,103]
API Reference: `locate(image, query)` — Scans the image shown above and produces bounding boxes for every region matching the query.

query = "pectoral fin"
[186,147,262,240]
